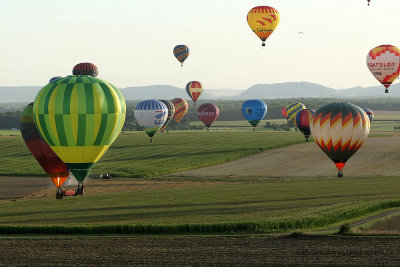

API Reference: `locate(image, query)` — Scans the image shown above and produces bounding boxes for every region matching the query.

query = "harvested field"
[164,133,400,178]
[0,236,399,266]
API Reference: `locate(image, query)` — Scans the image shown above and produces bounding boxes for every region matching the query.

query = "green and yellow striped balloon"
[33,75,126,182]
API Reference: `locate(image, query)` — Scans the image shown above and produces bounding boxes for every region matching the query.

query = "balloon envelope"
[247,6,280,46]
[73,62,98,77]
[241,100,267,127]
[295,109,315,140]
[173,45,190,66]
[310,102,370,174]
[134,100,168,138]
[49,76,62,83]
[171,98,188,122]
[158,100,175,131]
[186,81,203,105]
[363,108,374,122]
[197,103,219,128]
[286,102,306,122]
[21,103,70,187]
[282,107,288,119]
[366,45,400,93]
[33,75,126,183]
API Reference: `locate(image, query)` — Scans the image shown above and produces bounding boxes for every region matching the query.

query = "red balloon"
[197,103,219,128]
[20,103,70,187]
[282,106,288,119]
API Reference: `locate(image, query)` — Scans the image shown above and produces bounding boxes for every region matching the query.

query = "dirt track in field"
[164,133,400,178]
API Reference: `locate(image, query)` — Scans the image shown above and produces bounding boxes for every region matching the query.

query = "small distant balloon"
[158,100,175,132]
[363,108,374,122]
[295,109,315,141]
[366,45,400,93]
[134,100,168,142]
[241,100,267,131]
[247,6,280,47]
[298,32,304,38]
[171,98,188,122]
[285,102,306,123]
[72,62,98,77]
[173,45,190,66]
[282,107,288,119]
[186,81,203,105]
[197,103,219,130]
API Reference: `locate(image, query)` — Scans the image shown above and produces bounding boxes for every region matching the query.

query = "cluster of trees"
[0,111,21,129]
[4,97,400,130]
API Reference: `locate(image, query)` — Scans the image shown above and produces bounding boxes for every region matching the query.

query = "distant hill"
[0,86,41,103]
[2,82,400,103]
[239,82,336,99]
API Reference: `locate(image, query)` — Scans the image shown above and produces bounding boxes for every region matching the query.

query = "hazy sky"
[1,0,399,90]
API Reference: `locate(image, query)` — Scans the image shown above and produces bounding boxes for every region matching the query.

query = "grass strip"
[1,200,399,235]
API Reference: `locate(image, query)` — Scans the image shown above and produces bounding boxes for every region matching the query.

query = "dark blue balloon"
[241,100,267,127]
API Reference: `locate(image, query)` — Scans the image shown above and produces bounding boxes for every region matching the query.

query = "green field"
[1,130,400,234]
[0,130,20,136]
[0,131,305,177]
[0,175,399,234]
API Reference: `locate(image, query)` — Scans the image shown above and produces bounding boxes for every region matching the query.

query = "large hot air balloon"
[295,109,315,141]
[282,106,288,119]
[73,62,98,77]
[134,100,168,142]
[247,6,280,47]
[171,98,188,122]
[363,108,374,122]
[21,103,70,199]
[310,102,370,177]
[197,103,219,131]
[158,100,175,132]
[286,102,306,123]
[173,45,190,66]
[33,74,126,195]
[186,81,203,105]
[241,99,267,131]
[366,45,400,93]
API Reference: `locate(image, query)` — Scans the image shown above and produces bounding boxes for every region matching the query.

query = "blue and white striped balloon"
[134,100,168,141]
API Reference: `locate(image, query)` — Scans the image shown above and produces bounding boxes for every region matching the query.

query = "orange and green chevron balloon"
[171,98,188,123]
[33,75,126,182]
[310,102,370,177]
[247,6,280,47]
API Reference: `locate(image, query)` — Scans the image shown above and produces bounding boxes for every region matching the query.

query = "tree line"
[3,97,400,130]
